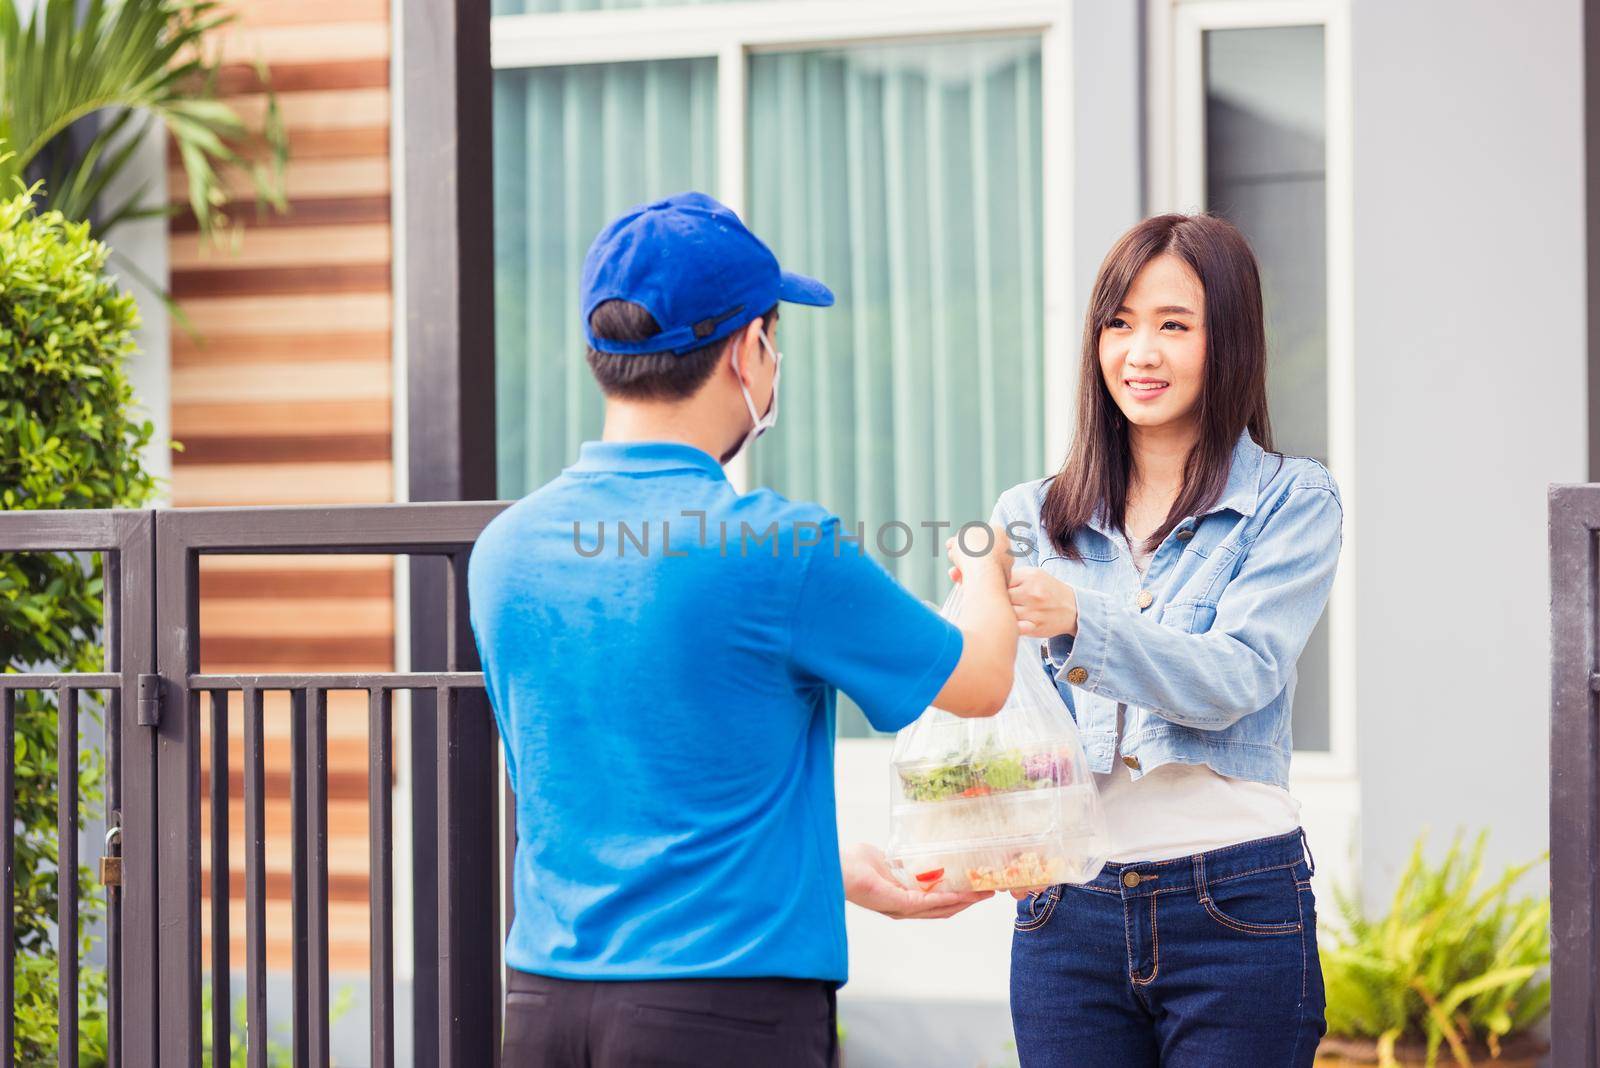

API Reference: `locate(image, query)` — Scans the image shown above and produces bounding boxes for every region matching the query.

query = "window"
[745,39,1046,601]
[493,59,718,495]
[490,1,1072,735]
[1159,0,1353,770]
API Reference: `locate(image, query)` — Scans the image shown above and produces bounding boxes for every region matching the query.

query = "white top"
[1096,536,1302,863]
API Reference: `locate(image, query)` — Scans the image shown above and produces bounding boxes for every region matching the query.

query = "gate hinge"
[137,674,161,727]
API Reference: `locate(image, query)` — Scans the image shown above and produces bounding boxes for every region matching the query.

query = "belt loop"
[1192,853,1209,903]
[1300,828,1316,876]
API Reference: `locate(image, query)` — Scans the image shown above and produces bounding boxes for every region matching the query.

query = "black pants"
[503,968,839,1067]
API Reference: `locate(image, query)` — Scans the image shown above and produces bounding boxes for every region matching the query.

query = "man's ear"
[727,318,768,384]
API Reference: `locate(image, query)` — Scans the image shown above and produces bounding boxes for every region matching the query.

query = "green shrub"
[0,181,158,1064]
[1321,832,1551,1067]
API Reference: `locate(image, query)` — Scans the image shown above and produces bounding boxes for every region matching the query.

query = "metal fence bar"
[436,685,458,1067]
[289,687,310,1067]
[306,688,332,1068]
[152,502,507,554]
[1,688,14,1064]
[112,511,157,1068]
[368,688,394,1068]
[154,509,203,1064]
[105,696,122,1068]
[208,689,231,1064]
[1551,484,1600,1063]
[103,545,124,1068]
[189,672,483,691]
[0,674,122,689]
[503,774,515,960]
[57,686,79,1068]
[242,688,267,1068]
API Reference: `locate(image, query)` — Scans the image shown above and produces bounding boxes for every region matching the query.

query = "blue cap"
[580,191,835,356]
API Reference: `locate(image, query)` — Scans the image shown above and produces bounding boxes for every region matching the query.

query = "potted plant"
[1316,833,1550,1067]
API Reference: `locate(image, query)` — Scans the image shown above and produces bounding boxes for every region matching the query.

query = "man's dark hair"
[586,301,778,401]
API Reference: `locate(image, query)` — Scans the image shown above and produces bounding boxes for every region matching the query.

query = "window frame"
[488,0,1078,489]
[1149,0,1356,779]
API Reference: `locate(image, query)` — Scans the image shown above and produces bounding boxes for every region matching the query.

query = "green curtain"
[746,40,1046,603]
[493,59,718,497]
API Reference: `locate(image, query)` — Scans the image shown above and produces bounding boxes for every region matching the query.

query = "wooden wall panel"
[170,0,394,978]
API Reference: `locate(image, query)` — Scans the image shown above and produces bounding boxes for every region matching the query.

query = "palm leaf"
[0,0,288,241]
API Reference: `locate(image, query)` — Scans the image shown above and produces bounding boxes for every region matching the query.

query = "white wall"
[103,119,173,499]
[1350,0,1586,903]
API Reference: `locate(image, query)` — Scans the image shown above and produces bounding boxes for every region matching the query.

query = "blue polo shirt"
[468,441,963,984]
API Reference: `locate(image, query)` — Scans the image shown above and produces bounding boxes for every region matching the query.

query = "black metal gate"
[1552,483,1600,1065]
[0,501,511,1066]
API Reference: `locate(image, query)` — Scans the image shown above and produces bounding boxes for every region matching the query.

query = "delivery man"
[469,192,1018,1067]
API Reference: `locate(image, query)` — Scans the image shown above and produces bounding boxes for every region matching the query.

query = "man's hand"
[1007,566,1079,639]
[945,523,1015,586]
[842,843,993,920]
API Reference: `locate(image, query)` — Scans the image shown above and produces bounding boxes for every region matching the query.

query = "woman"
[992,214,1339,1065]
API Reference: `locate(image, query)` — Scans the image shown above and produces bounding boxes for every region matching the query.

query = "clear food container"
[884,589,1111,893]
[886,746,1108,892]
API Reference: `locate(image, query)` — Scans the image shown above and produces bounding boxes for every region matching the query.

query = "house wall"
[1349,0,1585,903]
[166,0,396,976]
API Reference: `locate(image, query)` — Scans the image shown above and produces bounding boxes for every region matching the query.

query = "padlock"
[98,856,122,888]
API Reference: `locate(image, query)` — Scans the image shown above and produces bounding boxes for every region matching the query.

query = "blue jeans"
[1011,829,1326,1067]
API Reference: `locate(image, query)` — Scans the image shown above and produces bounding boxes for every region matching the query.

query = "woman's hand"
[1007,566,1080,639]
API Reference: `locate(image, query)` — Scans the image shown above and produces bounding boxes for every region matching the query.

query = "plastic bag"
[885,587,1111,893]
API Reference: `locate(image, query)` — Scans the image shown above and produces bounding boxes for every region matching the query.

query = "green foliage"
[200,982,290,1068]
[14,955,107,1066]
[1321,832,1551,1067]
[0,185,156,1063]
[0,0,288,241]
[200,982,356,1068]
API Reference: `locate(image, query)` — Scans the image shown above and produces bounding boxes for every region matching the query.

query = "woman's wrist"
[1058,583,1080,637]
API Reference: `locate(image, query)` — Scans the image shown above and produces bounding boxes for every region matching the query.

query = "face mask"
[731,331,782,460]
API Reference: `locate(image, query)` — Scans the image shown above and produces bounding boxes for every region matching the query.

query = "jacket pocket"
[1159,601,1219,635]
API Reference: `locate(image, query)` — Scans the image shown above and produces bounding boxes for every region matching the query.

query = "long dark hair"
[1039,213,1273,558]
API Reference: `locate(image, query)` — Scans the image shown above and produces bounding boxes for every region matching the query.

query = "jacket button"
[1123,754,1141,771]
[1122,871,1142,888]
[1176,529,1194,542]
[1065,666,1089,685]
[1136,590,1154,610]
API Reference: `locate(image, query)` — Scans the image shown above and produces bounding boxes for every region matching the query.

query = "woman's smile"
[1124,376,1171,400]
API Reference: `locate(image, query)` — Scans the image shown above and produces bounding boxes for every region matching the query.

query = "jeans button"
[1122,871,1141,889]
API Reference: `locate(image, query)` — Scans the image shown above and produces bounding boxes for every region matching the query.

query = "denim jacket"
[990,431,1343,790]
